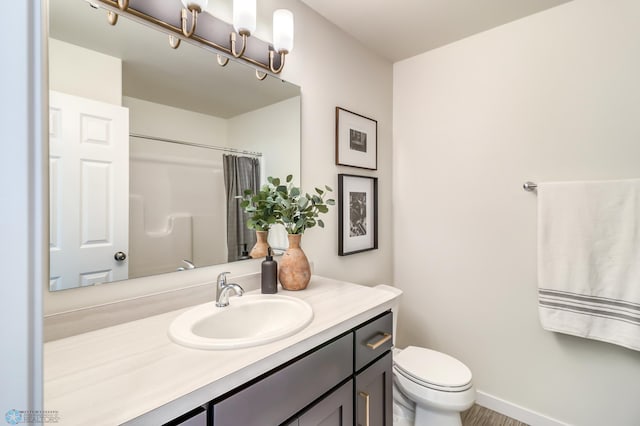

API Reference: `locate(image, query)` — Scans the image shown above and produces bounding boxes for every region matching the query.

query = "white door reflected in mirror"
[49,91,129,291]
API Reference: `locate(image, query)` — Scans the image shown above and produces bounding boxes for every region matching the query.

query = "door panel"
[49,91,129,290]
[355,352,393,426]
[298,381,353,426]
[81,160,111,245]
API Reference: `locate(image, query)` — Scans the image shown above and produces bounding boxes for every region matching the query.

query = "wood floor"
[461,404,529,426]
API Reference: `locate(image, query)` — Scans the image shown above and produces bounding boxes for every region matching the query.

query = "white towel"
[537,179,640,351]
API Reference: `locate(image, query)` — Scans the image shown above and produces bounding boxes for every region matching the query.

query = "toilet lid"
[394,346,472,389]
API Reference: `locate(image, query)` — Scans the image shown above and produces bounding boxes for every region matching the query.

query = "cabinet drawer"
[211,333,353,426]
[355,311,393,372]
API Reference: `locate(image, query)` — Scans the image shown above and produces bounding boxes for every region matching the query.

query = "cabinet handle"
[366,332,392,350]
[358,391,370,426]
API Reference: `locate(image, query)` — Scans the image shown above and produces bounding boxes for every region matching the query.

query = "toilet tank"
[374,284,403,346]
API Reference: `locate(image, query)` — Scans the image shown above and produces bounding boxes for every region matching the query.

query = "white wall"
[228,96,300,183]
[123,96,228,146]
[393,0,640,424]
[49,38,122,105]
[276,0,393,285]
[0,0,44,415]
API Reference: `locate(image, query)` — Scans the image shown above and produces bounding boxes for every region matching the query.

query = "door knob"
[114,251,127,261]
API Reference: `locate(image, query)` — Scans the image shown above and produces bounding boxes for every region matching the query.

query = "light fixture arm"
[168,35,181,49]
[268,50,287,74]
[230,31,249,58]
[106,0,129,26]
[181,7,201,38]
[217,54,230,67]
[107,11,118,25]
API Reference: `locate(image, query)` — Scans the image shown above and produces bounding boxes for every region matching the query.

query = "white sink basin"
[168,294,314,350]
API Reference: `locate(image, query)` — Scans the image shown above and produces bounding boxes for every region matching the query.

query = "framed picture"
[335,107,377,170]
[338,174,378,256]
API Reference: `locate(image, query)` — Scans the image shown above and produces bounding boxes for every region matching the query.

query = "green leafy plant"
[238,175,335,234]
[237,182,279,232]
[271,175,335,234]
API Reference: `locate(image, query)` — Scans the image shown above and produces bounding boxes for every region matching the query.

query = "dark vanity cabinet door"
[355,351,393,426]
[296,381,353,426]
[353,311,394,426]
[211,334,353,426]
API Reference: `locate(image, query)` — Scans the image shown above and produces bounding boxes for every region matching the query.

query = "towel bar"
[523,181,537,191]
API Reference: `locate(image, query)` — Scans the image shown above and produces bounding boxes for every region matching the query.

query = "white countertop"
[44,276,398,426]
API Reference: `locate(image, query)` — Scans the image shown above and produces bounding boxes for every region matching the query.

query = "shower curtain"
[223,155,260,262]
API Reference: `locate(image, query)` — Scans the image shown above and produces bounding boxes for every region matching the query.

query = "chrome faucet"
[215,272,244,307]
[176,260,196,271]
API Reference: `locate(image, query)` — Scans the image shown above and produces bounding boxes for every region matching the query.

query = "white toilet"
[375,285,476,426]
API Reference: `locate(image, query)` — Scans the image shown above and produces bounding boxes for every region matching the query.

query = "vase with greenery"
[272,175,334,290]
[239,175,334,289]
[237,181,279,258]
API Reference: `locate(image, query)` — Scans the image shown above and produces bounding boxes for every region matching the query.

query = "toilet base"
[414,405,462,426]
[393,396,414,426]
[393,413,414,426]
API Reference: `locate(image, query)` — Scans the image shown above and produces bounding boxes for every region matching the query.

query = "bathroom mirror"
[48,0,301,291]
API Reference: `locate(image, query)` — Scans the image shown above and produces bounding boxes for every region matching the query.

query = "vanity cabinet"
[354,312,394,426]
[167,311,394,426]
[288,380,353,426]
[356,352,393,426]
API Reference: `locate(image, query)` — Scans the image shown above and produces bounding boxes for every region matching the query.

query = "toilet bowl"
[374,285,476,426]
[393,346,475,426]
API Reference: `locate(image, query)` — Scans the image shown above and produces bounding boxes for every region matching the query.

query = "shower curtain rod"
[129,132,262,157]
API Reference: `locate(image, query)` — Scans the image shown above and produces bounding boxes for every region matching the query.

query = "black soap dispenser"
[261,248,278,294]
[238,243,251,260]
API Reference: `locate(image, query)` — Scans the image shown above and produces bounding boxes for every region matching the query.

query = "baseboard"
[475,390,569,426]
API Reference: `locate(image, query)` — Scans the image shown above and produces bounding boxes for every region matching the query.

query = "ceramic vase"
[249,230,270,258]
[279,234,311,291]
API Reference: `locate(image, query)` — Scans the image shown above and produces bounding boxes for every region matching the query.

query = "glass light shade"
[273,9,294,53]
[233,0,256,34]
[181,0,208,11]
